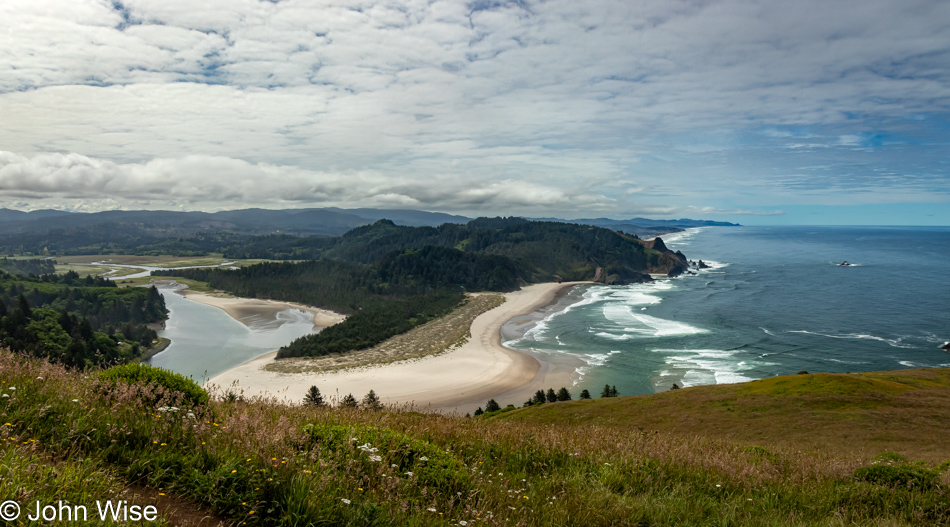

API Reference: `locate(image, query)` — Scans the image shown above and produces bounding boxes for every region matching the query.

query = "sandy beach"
[173,286,346,330]
[206,282,589,414]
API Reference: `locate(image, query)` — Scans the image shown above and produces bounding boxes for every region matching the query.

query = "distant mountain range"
[0,207,470,237]
[0,207,738,256]
[0,207,738,235]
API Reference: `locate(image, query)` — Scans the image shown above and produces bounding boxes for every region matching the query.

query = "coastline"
[205,281,590,414]
[154,280,346,330]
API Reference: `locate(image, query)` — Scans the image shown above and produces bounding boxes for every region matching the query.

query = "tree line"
[0,270,168,368]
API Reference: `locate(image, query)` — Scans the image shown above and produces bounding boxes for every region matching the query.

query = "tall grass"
[1,350,949,526]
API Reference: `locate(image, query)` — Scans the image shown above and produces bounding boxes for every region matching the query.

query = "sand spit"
[177,288,346,330]
[206,282,590,414]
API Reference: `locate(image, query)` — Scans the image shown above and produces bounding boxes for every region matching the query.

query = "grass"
[498,369,950,463]
[2,351,950,525]
[266,294,505,373]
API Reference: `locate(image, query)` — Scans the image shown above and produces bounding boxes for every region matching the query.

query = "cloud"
[0,150,613,214]
[0,0,947,218]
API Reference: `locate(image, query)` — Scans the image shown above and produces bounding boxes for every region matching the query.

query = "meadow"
[2,350,948,526]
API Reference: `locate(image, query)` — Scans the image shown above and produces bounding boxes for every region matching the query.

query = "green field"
[2,350,949,526]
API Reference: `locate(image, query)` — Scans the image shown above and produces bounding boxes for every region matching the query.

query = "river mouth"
[146,284,318,383]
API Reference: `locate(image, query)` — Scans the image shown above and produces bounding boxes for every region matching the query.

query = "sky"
[0,0,948,225]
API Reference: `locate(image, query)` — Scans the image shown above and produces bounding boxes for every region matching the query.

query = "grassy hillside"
[499,369,950,463]
[2,351,949,526]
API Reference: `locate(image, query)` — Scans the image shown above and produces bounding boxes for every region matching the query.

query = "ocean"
[502,225,950,396]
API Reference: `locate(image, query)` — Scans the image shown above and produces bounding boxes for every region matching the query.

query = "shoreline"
[205,281,591,414]
[154,280,346,330]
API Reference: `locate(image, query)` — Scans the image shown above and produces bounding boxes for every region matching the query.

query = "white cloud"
[0,0,947,217]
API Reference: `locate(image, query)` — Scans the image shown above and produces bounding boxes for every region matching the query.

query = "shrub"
[485,399,500,413]
[98,363,208,406]
[854,465,939,490]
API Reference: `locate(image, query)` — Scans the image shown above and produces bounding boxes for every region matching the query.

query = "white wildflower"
[186,412,196,420]
[72,399,79,402]
[716,484,721,488]
[8,387,14,391]
[2,394,8,398]
[369,455,382,462]
[498,472,503,476]
[36,376,43,380]
[419,456,429,461]
[391,464,398,468]
[405,471,414,477]
[340,498,351,505]
[459,521,468,526]
[427,508,437,512]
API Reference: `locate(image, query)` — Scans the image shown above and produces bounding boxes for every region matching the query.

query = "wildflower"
[391,464,398,468]
[8,387,14,390]
[1,394,8,398]
[36,376,43,380]
[158,493,165,496]
[405,471,414,476]
[341,499,351,505]
[3,423,9,426]
[419,456,429,461]
[369,455,382,462]
[186,412,196,419]
[232,470,238,473]
[715,485,721,488]
[427,508,437,512]
[460,522,468,526]
[498,472,503,476]
[72,399,78,403]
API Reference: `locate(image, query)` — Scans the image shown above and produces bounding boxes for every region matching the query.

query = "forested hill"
[156,219,689,359]
[0,270,168,368]
[221,218,688,281]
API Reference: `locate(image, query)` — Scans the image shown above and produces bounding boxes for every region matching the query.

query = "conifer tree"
[546,388,557,403]
[579,389,591,399]
[610,385,619,397]
[362,389,382,410]
[601,384,612,398]
[340,393,358,408]
[474,407,483,416]
[556,387,571,401]
[485,399,501,412]
[533,389,546,405]
[303,385,324,407]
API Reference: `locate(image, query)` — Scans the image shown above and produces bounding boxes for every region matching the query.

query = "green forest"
[0,257,56,276]
[0,270,168,368]
[219,218,687,281]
